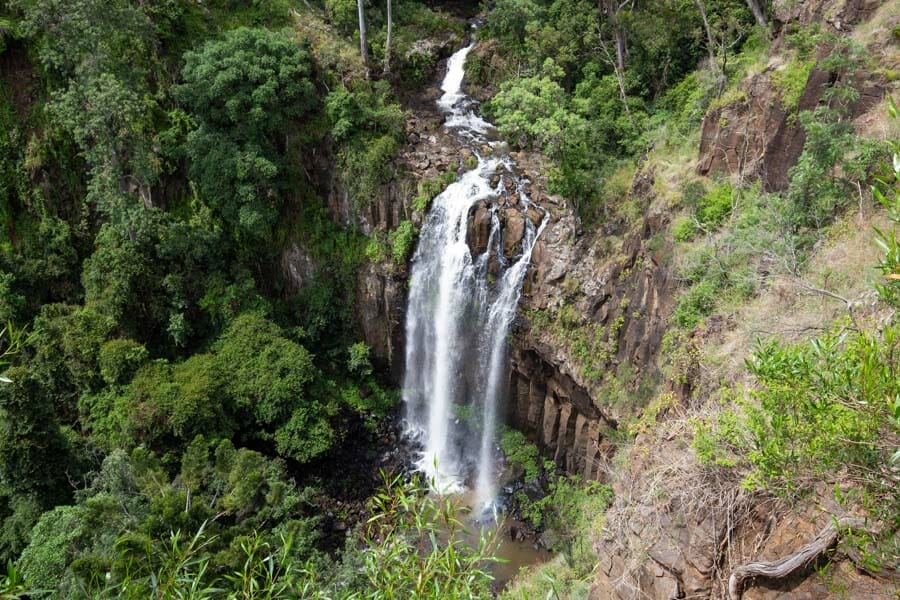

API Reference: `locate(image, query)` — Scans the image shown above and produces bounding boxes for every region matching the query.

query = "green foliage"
[325,82,404,208]
[324,0,363,35]
[481,0,544,48]
[476,0,758,223]
[671,278,718,329]
[872,97,900,307]
[356,473,500,598]
[771,58,814,112]
[0,562,30,599]
[10,444,325,596]
[0,367,76,505]
[672,217,698,242]
[364,236,388,263]
[368,1,463,86]
[689,322,898,559]
[785,36,877,231]
[177,27,318,238]
[512,474,613,579]
[671,182,818,332]
[691,404,745,468]
[488,59,579,155]
[14,0,159,212]
[500,428,541,483]
[98,339,149,387]
[16,504,87,591]
[0,322,32,381]
[210,313,334,463]
[689,181,733,228]
[347,342,373,377]
[81,313,348,464]
[81,210,224,353]
[741,328,899,505]
[413,169,456,212]
[388,220,416,265]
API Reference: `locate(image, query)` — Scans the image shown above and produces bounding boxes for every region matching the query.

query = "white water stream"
[402,42,546,510]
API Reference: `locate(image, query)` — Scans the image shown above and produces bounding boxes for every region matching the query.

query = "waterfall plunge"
[402,42,545,510]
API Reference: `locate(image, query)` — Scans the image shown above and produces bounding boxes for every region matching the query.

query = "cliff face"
[503,163,680,476]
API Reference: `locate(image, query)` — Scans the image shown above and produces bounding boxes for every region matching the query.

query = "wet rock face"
[502,208,526,258]
[468,201,493,255]
[357,263,407,381]
[280,242,317,292]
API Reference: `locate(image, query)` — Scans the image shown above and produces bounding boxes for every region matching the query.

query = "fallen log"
[728,515,866,600]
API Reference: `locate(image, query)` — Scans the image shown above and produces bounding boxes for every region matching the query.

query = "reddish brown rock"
[502,208,526,258]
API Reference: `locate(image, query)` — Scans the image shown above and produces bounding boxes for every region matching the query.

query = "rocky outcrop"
[507,346,616,479]
[588,435,895,600]
[356,262,408,379]
[698,28,888,192]
[771,0,884,33]
[280,242,318,292]
[698,65,886,192]
[503,159,678,449]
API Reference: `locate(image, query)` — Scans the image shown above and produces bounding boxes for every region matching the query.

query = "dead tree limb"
[728,515,866,600]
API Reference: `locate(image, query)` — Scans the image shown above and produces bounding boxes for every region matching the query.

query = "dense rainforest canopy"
[0,0,897,597]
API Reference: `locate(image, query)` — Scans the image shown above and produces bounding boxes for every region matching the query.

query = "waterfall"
[402,42,545,508]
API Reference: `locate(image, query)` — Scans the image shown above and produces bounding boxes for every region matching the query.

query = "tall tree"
[598,0,634,122]
[384,0,393,75]
[745,0,767,27]
[175,27,318,239]
[695,0,716,69]
[357,0,369,77]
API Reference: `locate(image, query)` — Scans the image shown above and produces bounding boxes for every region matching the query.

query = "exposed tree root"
[728,515,866,600]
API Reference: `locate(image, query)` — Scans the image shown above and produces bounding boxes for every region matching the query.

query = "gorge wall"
[276,0,897,596]
[280,0,894,488]
[271,0,899,596]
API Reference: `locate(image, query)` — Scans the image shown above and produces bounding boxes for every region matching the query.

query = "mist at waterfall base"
[401,42,546,514]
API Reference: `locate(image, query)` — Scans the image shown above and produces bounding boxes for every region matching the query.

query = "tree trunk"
[695,0,716,68]
[615,27,627,75]
[728,516,866,600]
[745,0,767,28]
[357,0,369,78]
[384,0,392,75]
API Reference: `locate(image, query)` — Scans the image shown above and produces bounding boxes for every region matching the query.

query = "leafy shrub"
[325,82,405,207]
[743,328,899,505]
[347,342,373,377]
[481,0,544,48]
[364,235,388,263]
[413,169,456,212]
[872,98,899,307]
[324,0,362,35]
[487,59,582,155]
[98,339,149,387]
[500,428,541,483]
[771,58,814,111]
[177,27,318,238]
[695,181,733,228]
[513,474,613,577]
[672,217,698,242]
[16,505,87,592]
[388,220,416,265]
[671,278,718,329]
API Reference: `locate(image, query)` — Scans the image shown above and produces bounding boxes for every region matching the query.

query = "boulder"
[502,208,526,258]
[467,203,493,255]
